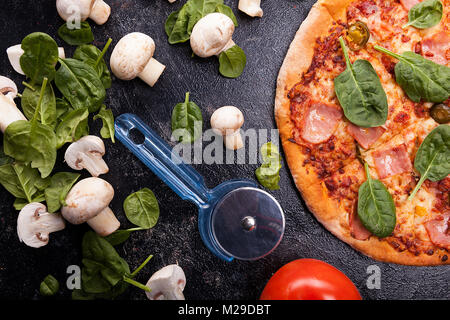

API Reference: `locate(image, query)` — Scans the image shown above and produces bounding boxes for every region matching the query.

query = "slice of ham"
[421,31,450,65]
[372,144,412,179]
[425,214,450,250]
[399,0,421,11]
[350,208,372,240]
[300,103,343,144]
[347,124,385,149]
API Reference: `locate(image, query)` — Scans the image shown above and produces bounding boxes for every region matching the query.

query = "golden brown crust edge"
[274,0,449,266]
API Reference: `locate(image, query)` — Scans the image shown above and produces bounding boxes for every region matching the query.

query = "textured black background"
[0,0,448,300]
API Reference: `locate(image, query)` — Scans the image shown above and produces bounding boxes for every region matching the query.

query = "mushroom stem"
[138,58,166,87]
[0,94,26,133]
[215,39,235,57]
[86,207,120,236]
[38,212,67,234]
[79,151,109,177]
[224,129,244,150]
[89,0,111,25]
[238,0,263,17]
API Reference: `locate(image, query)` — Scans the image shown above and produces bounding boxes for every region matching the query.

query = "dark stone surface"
[0,0,448,300]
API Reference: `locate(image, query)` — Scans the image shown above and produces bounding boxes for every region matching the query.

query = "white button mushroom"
[61,177,120,236]
[17,203,66,248]
[7,45,66,75]
[145,265,186,300]
[65,135,109,177]
[56,0,111,25]
[238,0,263,17]
[110,32,166,87]
[190,13,236,58]
[0,76,26,133]
[168,0,176,3]
[210,106,245,150]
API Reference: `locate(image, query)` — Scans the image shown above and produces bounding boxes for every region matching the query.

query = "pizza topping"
[402,0,444,29]
[424,213,450,250]
[346,124,385,149]
[300,103,343,144]
[421,31,450,65]
[430,102,450,123]
[346,21,371,51]
[372,144,412,179]
[400,0,422,11]
[350,206,372,240]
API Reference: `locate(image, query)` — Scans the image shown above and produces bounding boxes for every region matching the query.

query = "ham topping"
[300,103,343,144]
[425,214,450,250]
[350,208,372,240]
[347,124,385,149]
[372,144,412,179]
[421,31,450,66]
[399,0,421,11]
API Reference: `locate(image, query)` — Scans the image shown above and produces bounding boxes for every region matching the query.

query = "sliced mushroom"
[0,76,26,133]
[56,0,111,25]
[7,44,66,75]
[238,0,263,17]
[65,135,109,177]
[110,32,166,87]
[211,106,245,150]
[17,203,66,248]
[190,13,235,58]
[146,265,186,300]
[61,177,120,236]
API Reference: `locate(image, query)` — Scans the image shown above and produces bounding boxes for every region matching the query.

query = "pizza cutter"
[114,113,285,262]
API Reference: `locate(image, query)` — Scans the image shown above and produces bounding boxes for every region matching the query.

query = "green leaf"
[171,92,203,143]
[21,84,57,129]
[408,124,450,200]
[375,46,450,103]
[58,21,94,45]
[123,188,160,229]
[403,0,443,29]
[55,58,106,113]
[103,228,144,246]
[0,163,43,202]
[20,32,59,84]
[218,45,247,78]
[358,163,396,237]
[55,108,89,149]
[93,105,115,143]
[73,40,112,89]
[215,4,238,26]
[45,172,80,213]
[40,275,59,296]
[334,37,388,127]
[255,142,282,190]
[55,97,73,122]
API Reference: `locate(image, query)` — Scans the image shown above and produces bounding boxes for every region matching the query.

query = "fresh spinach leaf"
[40,275,59,296]
[73,39,113,89]
[186,0,224,32]
[408,124,450,200]
[215,4,238,26]
[45,172,80,213]
[374,46,450,103]
[55,97,73,121]
[403,0,443,29]
[58,21,94,45]
[21,84,57,129]
[55,107,89,149]
[255,142,282,190]
[218,45,247,78]
[334,37,388,127]
[103,227,145,246]
[358,163,396,238]
[123,188,160,229]
[0,163,46,203]
[171,92,203,143]
[93,105,115,143]
[20,32,59,84]
[55,58,106,113]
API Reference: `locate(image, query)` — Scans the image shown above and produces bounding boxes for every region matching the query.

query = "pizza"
[275,0,450,265]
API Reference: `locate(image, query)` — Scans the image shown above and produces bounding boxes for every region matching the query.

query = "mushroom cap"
[61,177,114,224]
[210,106,244,136]
[190,13,235,58]
[56,0,93,21]
[146,264,186,300]
[17,203,66,248]
[0,76,18,100]
[65,135,106,170]
[110,32,155,80]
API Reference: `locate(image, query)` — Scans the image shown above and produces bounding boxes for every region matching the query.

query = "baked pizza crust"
[275,0,449,265]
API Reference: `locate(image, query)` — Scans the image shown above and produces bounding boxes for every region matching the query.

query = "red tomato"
[260,259,362,300]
